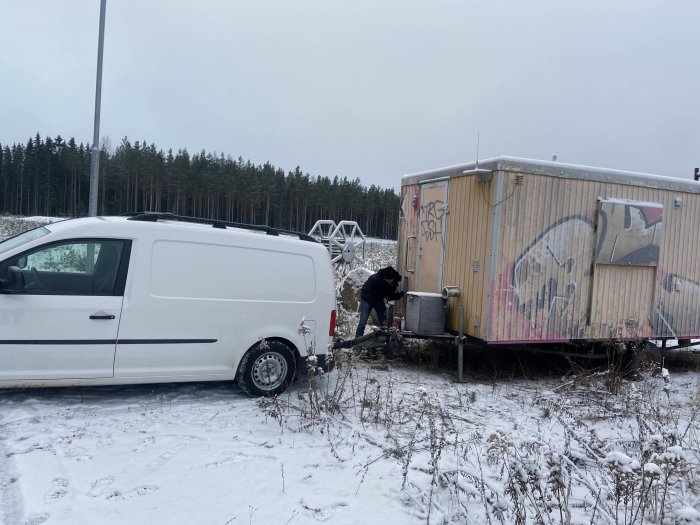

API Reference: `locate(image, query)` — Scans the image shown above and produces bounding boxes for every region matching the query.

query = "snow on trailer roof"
[402,156,700,193]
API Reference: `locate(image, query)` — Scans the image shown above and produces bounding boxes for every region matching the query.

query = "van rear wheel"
[237,341,296,397]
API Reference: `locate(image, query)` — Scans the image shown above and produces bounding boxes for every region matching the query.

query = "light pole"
[88,0,107,217]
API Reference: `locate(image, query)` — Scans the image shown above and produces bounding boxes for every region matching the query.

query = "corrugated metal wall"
[401,164,700,343]
[415,182,449,292]
[442,175,495,338]
[652,184,700,340]
[397,183,421,293]
[490,170,700,342]
[590,265,655,339]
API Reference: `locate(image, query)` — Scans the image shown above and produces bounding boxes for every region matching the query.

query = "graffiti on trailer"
[654,273,700,338]
[509,202,699,338]
[595,200,662,266]
[420,200,445,241]
[510,216,594,337]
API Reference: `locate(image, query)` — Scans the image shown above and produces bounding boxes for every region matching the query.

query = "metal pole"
[88,0,107,217]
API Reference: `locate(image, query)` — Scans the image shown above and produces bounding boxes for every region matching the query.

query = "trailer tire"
[237,340,296,397]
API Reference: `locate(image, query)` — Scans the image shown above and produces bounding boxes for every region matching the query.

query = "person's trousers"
[355,299,387,338]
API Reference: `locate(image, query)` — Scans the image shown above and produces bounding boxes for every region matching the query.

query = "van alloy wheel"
[237,341,296,397]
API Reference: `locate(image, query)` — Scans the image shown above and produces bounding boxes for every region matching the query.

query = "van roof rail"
[123,212,317,242]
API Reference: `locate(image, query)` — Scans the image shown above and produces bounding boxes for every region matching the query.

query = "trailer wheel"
[624,342,662,378]
[237,341,296,397]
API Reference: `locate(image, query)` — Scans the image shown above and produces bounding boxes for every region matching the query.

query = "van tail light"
[329,309,337,336]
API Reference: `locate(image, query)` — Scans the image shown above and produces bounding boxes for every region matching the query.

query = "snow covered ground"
[1,218,700,524]
[1,363,699,524]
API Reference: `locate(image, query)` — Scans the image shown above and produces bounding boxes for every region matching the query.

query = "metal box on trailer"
[405,292,445,335]
[397,156,700,345]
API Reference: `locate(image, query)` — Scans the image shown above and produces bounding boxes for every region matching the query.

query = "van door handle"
[90,312,115,320]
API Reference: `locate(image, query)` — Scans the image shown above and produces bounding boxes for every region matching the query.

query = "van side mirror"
[0,266,25,293]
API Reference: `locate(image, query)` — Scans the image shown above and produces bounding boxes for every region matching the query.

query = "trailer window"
[594,199,662,266]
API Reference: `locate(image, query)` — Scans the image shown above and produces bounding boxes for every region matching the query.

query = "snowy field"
[1,217,700,525]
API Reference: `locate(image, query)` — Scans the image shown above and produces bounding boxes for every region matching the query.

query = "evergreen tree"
[0,134,400,239]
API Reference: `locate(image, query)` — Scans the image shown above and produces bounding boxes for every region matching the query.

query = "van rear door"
[0,239,130,381]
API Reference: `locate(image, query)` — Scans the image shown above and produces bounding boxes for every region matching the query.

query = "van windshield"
[0,226,50,257]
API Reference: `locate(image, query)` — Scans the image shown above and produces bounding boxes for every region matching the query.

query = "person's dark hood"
[377,266,401,282]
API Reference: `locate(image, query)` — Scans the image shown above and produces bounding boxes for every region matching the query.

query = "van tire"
[237,341,296,397]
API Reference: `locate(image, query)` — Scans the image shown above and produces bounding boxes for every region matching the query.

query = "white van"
[0,213,336,396]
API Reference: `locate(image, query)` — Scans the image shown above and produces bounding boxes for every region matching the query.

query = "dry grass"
[275,242,700,524]
[264,350,700,524]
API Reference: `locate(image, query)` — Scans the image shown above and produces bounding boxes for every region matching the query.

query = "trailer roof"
[401,156,700,193]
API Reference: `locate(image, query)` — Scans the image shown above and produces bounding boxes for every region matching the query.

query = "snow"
[603,450,636,471]
[644,462,662,475]
[402,155,695,186]
[2,382,394,524]
[2,368,699,524]
[2,220,700,524]
[362,237,398,247]
[678,507,700,523]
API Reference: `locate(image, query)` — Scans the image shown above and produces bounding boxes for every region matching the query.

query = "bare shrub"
[257,239,700,524]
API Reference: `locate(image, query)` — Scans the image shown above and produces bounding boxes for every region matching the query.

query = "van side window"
[0,239,129,296]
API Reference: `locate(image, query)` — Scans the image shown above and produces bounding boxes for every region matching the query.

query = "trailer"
[395,156,700,359]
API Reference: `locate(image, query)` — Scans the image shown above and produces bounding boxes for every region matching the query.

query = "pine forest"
[0,134,400,239]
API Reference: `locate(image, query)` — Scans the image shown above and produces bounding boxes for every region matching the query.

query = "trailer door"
[589,199,662,338]
[416,180,449,293]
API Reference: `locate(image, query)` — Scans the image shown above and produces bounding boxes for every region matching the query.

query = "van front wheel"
[237,341,296,397]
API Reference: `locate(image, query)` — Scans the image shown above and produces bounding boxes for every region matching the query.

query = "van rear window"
[150,241,316,301]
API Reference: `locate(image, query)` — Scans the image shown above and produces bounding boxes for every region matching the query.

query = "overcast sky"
[2,1,699,190]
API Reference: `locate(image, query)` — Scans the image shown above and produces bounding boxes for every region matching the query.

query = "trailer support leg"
[458,305,464,382]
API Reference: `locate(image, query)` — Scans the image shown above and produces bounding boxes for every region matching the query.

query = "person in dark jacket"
[355,266,404,338]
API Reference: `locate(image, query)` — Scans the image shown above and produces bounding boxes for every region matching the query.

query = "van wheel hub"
[252,352,287,390]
